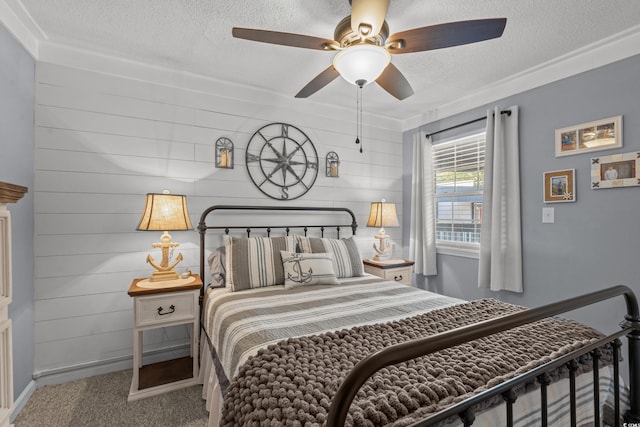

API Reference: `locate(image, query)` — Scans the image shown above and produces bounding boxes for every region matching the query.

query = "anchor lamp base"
[145,231,186,282]
[372,231,392,261]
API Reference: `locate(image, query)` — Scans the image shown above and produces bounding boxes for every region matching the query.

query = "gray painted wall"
[0,25,35,400]
[403,53,640,347]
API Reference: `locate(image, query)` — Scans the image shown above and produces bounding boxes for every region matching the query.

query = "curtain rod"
[425,109,512,139]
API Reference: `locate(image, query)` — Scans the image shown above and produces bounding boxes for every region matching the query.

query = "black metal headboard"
[197,205,358,299]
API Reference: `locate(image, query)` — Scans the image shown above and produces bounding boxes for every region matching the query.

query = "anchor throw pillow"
[280,251,339,289]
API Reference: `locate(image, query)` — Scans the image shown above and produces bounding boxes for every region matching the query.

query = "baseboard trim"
[32,344,190,388]
[10,379,36,423]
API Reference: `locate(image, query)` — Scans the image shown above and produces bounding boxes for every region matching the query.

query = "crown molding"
[0,0,43,58]
[402,24,640,131]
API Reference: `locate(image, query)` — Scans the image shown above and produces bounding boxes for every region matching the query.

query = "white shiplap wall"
[33,62,404,381]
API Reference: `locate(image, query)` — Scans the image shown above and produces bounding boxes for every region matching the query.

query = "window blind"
[433,132,485,246]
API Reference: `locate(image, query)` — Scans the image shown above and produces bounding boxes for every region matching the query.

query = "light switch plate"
[542,207,555,223]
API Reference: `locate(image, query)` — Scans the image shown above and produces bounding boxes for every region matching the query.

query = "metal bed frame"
[196,205,640,426]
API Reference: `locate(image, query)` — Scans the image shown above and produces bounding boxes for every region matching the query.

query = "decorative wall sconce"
[215,137,234,169]
[326,151,340,177]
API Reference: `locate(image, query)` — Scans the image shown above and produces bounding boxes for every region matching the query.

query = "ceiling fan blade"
[386,18,507,54]
[295,66,341,98]
[350,0,390,37]
[232,28,338,50]
[375,63,414,100]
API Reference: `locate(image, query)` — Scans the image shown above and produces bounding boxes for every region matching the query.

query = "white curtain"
[478,106,523,292]
[409,132,437,276]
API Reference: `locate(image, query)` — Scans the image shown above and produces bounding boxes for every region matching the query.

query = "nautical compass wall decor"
[245,122,318,200]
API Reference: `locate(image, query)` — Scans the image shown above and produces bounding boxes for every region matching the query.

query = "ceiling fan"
[232,0,507,100]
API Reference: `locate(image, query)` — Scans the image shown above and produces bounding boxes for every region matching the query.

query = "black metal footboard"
[327,285,640,426]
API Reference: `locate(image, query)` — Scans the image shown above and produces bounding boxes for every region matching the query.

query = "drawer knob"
[157,304,176,316]
[394,275,403,281]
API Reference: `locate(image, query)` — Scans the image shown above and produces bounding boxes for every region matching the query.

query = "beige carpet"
[14,369,209,427]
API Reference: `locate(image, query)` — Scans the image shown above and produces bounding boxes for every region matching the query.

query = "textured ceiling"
[11,0,640,124]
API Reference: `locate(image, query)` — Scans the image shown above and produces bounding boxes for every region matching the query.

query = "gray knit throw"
[221,298,609,426]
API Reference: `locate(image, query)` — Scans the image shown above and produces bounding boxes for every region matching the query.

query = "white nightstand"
[363,259,415,286]
[127,274,202,401]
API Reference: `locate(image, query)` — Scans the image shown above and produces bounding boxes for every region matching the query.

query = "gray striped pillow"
[224,236,295,292]
[297,236,363,278]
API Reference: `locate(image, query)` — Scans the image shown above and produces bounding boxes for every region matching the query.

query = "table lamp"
[136,191,193,283]
[366,200,399,261]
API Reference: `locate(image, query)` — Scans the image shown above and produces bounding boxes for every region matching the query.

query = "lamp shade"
[333,44,391,86]
[366,202,399,228]
[136,193,193,231]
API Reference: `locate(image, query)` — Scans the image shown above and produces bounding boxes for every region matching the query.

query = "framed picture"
[591,152,640,189]
[555,116,622,157]
[543,169,575,203]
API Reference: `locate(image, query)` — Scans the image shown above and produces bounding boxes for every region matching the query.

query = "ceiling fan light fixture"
[333,44,390,86]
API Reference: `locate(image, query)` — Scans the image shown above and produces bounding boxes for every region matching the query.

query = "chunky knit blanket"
[220,298,610,426]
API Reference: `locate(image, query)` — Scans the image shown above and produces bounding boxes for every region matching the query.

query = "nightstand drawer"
[363,262,414,286]
[134,291,197,327]
[378,266,413,285]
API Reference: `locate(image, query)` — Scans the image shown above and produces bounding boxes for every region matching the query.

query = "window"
[432,132,485,257]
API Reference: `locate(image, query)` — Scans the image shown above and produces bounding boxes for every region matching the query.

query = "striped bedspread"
[201,276,628,426]
[201,275,464,380]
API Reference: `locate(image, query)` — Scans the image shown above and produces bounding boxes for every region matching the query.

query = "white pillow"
[280,251,339,289]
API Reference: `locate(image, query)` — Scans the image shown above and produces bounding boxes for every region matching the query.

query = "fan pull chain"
[355,79,365,154]
[359,83,363,153]
[354,83,360,147]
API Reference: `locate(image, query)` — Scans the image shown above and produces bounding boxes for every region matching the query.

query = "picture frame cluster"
[546,114,638,203]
